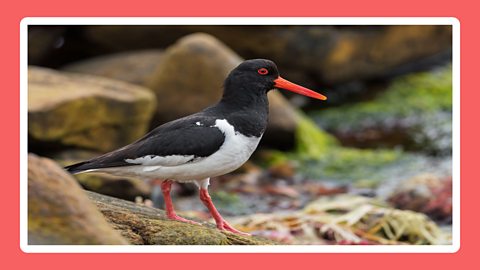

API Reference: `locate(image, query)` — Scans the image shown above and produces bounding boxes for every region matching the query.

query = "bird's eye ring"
[257,68,269,75]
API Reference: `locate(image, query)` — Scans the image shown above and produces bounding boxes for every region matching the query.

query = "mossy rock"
[86,191,275,245]
[62,49,165,86]
[28,66,156,153]
[28,154,128,245]
[313,65,452,155]
[265,115,450,186]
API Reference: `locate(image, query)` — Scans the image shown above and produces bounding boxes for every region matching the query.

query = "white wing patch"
[125,155,196,167]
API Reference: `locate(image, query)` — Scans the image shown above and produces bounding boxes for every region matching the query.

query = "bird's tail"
[64,161,92,174]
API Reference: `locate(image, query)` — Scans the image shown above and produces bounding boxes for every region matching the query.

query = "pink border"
[5,0,476,269]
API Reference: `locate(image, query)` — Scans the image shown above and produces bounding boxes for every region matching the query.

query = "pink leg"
[199,188,250,236]
[160,180,200,225]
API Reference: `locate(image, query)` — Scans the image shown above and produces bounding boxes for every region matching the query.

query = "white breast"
[99,119,262,181]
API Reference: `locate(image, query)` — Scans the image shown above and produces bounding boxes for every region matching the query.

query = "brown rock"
[82,25,452,84]
[62,49,164,86]
[387,174,452,223]
[86,190,275,245]
[146,33,241,124]
[146,33,299,146]
[28,66,156,152]
[53,150,152,201]
[75,172,151,202]
[28,154,127,244]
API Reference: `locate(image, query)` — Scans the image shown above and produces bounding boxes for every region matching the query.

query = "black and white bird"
[65,59,327,235]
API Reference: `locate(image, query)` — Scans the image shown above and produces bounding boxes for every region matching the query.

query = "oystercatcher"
[65,59,327,235]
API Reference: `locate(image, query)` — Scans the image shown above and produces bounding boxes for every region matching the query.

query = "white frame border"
[20,17,460,253]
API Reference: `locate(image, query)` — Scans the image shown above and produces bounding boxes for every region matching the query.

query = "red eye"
[257,68,269,75]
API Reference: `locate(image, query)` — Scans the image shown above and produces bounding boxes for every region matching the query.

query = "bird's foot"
[167,214,201,226]
[216,220,250,236]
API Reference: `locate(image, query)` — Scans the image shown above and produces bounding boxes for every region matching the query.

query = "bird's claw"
[217,220,251,236]
[167,214,201,226]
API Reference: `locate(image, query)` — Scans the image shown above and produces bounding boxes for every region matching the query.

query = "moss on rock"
[28,66,156,153]
[28,154,128,245]
[312,65,452,155]
[86,191,275,245]
[263,113,449,186]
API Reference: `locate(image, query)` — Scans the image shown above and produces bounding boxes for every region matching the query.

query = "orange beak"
[274,76,327,100]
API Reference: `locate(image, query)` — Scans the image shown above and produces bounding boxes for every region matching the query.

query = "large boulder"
[28,66,156,153]
[62,49,165,86]
[146,33,300,147]
[145,33,241,124]
[28,154,128,244]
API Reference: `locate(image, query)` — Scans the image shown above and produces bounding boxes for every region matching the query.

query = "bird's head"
[223,59,327,101]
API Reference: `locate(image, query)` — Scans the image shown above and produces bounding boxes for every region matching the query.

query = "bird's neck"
[220,77,270,112]
[213,85,270,138]
[219,90,269,111]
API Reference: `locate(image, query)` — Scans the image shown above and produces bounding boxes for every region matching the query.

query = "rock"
[28,26,67,66]
[86,190,275,245]
[387,174,452,224]
[264,91,300,148]
[146,33,240,123]
[61,49,165,86]
[28,66,156,153]
[75,173,151,202]
[146,33,299,147]
[313,65,452,156]
[81,25,451,84]
[53,150,152,201]
[267,116,452,188]
[28,153,128,244]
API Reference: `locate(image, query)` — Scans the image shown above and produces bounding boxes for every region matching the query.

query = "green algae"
[309,65,453,156]
[264,113,435,186]
[315,65,452,130]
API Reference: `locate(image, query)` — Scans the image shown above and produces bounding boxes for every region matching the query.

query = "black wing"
[65,115,225,173]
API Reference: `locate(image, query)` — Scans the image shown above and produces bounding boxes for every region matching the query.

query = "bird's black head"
[223,59,279,97]
[222,59,326,105]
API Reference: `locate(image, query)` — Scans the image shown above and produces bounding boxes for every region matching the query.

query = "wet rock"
[28,153,127,244]
[313,65,452,156]
[146,33,299,147]
[86,190,275,245]
[62,49,165,86]
[266,116,452,188]
[387,174,452,223]
[28,66,156,153]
